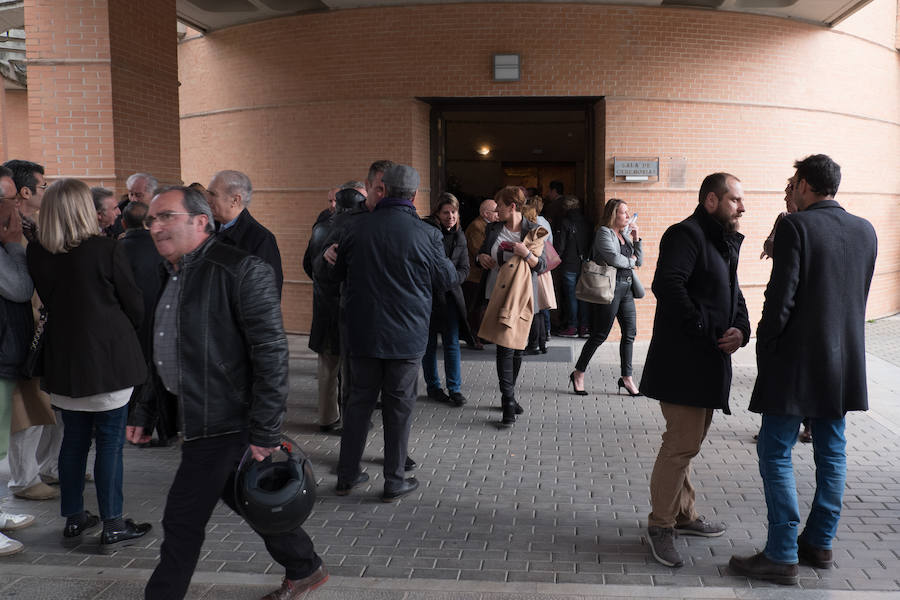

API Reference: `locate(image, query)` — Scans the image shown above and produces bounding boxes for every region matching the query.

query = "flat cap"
[382,164,419,192]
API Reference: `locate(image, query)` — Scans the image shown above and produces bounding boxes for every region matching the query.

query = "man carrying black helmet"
[127,186,326,600]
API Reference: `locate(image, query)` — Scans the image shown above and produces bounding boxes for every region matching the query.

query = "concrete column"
[24,0,179,191]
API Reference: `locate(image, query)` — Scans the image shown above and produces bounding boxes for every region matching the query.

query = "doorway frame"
[419,96,603,210]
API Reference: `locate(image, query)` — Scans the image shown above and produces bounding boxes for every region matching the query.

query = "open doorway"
[424,97,601,228]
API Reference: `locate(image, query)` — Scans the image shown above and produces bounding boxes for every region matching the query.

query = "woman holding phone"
[569,198,644,396]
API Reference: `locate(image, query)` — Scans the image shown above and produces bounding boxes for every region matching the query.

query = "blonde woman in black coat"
[26,178,151,554]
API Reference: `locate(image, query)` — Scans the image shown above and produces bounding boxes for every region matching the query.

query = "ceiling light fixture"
[477,146,491,156]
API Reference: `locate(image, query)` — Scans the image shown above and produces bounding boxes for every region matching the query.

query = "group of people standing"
[0,149,878,598]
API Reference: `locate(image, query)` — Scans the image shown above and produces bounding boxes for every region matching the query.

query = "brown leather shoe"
[260,565,328,599]
[798,537,833,569]
[729,552,798,585]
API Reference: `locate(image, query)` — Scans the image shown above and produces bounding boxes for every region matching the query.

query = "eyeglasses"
[143,211,193,228]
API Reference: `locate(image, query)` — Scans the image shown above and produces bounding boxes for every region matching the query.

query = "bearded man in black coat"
[640,172,750,569]
[730,155,877,584]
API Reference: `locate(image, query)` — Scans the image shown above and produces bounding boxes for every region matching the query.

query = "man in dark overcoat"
[328,164,455,502]
[730,155,877,584]
[640,172,750,568]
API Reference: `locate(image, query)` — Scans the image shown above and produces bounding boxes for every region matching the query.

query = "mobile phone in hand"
[499,241,516,252]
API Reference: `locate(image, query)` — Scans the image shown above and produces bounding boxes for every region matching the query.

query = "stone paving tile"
[3,329,900,598]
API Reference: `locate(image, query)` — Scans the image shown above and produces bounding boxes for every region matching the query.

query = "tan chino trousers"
[648,401,714,529]
[317,352,342,426]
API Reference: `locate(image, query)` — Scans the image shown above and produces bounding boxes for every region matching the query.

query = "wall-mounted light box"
[493,54,520,82]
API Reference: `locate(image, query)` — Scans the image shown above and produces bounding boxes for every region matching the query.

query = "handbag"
[21,307,47,379]
[575,259,616,304]
[543,242,562,271]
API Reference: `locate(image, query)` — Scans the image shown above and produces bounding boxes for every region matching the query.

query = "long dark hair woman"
[26,178,151,553]
[421,193,473,407]
[570,198,644,396]
[475,186,548,427]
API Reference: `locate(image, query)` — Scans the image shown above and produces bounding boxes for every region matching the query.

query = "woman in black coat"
[26,179,151,553]
[422,193,473,407]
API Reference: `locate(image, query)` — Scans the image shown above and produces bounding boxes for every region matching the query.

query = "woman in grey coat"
[570,198,644,396]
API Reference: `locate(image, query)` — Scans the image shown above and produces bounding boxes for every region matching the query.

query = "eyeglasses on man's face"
[143,211,193,228]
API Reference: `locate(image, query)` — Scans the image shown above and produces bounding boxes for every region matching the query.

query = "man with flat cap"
[328,164,456,502]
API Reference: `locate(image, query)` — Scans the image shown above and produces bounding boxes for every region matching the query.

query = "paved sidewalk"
[2,316,900,599]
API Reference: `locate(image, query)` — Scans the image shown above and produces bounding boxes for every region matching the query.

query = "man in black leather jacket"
[127,186,325,600]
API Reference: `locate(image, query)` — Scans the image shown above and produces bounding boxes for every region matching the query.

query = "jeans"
[757,415,847,563]
[0,378,14,461]
[422,305,461,393]
[146,432,321,599]
[574,280,636,375]
[58,404,128,520]
[562,270,589,329]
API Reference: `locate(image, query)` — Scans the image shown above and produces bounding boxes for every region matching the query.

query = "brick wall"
[177,2,900,335]
[24,0,179,193]
[2,90,32,160]
[108,0,180,190]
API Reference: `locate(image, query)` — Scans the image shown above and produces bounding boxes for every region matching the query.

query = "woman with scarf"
[475,186,548,427]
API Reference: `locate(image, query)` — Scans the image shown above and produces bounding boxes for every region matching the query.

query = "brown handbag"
[575,259,616,304]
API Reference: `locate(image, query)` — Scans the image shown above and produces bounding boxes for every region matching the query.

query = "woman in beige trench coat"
[476,186,548,427]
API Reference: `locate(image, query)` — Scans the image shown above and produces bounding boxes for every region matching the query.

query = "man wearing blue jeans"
[730,155,877,585]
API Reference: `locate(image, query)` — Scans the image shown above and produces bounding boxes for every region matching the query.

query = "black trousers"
[574,279,636,376]
[495,345,523,404]
[337,357,418,488]
[145,432,321,600]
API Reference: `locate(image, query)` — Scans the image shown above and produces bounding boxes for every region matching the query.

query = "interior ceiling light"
[477,146,491,156]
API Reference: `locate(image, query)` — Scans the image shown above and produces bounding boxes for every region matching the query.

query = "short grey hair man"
[210,170,252,207]
[127,173,159,204]
[341,181,366,193]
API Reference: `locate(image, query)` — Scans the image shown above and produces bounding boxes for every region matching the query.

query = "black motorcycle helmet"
[335,188,366,212]
[235,440,316,535]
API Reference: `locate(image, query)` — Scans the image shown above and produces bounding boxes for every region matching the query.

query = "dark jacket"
[118,228,163,359]
[750,200,876,418]
[639,205,750,413]
[26,236,146,397]
[130,238,288,447]
[332,201,457,360]
[217,208,284,297]
[302,208,353,355]
[423,216,474,346]
[554,209,592,272]
[0,242,34,379]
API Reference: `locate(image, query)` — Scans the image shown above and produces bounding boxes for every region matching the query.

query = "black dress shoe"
[404,456,417,471]
[335,472,369,496]
[426,388,450,403]
[523,347,540,356]
[449,392,467,407]
[62,511,100,547]
[99,519,152,555]
[382,477,419,502]
[319,419,341,434]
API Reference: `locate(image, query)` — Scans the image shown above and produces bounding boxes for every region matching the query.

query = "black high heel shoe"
[617,377,642,397]
[569,372,588,396]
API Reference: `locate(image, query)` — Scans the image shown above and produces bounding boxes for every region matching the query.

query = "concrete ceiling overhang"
[176,0,874,33]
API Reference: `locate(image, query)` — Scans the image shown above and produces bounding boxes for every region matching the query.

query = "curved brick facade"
[177,1,900,336]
